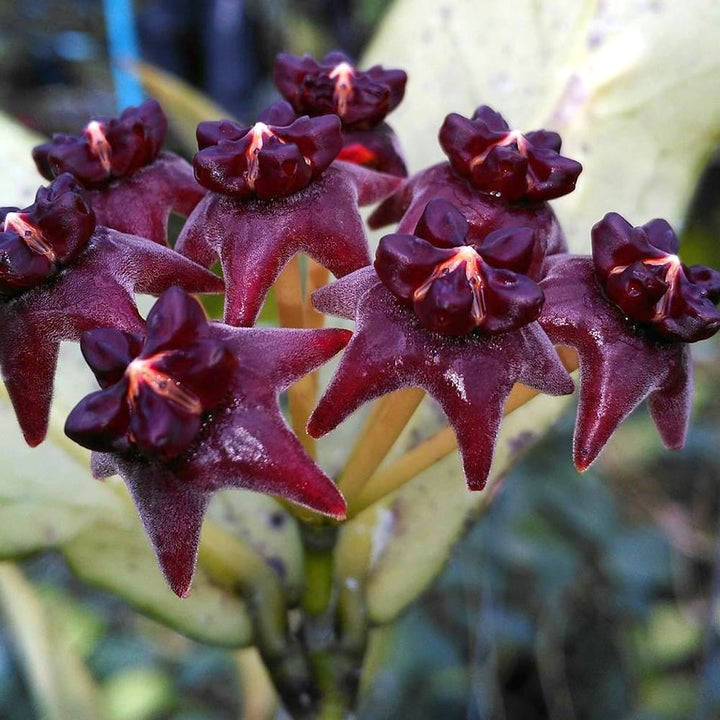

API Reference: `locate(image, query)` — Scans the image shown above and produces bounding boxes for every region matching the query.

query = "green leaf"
[62,520,253,648]
[365,0,720,248]
[0,563,107,720]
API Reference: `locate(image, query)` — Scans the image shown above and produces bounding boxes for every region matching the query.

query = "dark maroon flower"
[308,261,573,491]
[274,51,406,129]
[67,288,349,597]
[438,106,582,202]
[273,52,408,176]
[539,213,720,471]
[32,99,206,244]
[0,175,224,447]
[592,212,720,342]
[179,111,402,326]
[374,199,544,335]
[193,112,343,200]
[368,106,582,255]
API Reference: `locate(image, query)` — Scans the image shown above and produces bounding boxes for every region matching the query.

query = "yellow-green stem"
[275,257,317,458]
[337,388,424,503]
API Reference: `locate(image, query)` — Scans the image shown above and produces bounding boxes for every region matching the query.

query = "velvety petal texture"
[177,162,402,326]
[33,100,206,244]
[539,254,695,471]
[309,266,573,490]
[0,178,223,447]
[69,289,350,597]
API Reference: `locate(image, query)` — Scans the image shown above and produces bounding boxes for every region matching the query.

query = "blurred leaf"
[365,0,720,248]
[133,61,233,156]
[634,603,703,670]
[103,667,175,720]
[0,563,107,720]
[62,521,253,649]
[0,348,126,557]
[0,111,44,208]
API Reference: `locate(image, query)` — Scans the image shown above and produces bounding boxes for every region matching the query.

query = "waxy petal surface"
[309,267,573,490]
[539,254,693,471]
[176,162,401,326]
[91,325,351,597]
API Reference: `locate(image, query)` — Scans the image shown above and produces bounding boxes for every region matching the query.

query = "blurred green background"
[0,1,719,718]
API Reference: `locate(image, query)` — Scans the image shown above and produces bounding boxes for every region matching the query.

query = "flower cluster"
[2,51,718,597]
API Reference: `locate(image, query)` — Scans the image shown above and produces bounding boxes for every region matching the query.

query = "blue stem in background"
[102,0,144,111]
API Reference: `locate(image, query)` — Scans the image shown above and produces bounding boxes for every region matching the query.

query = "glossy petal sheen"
[309,267,573,490]
[539,254,693,471]
[176,162,402,326]
[0,227,223,446]
[91,324,351,597]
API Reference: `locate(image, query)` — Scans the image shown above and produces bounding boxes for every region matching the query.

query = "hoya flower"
[0,174,223,447]
[308,200,573,490]
[177,106,402,326]
[65,288,350,597]
[273,51,408,176]
[368,105,582,255]
[539,212,720,471]
[32,99,205,245]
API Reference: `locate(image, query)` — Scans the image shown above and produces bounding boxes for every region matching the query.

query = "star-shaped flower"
[538,212,720,471]
[273,51,408,176]
[177,110,402,326]
[308,200,574,490]
[0,175,223,447]
[32,99,205,245]
[66,288,350,597]
[368,105,582,255]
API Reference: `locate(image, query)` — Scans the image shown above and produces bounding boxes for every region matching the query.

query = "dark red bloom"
[193,112,343,200]
[67,288,349,597]
[32,99,206,244]
[592,212,720,342]
[273,51,406,129]
[308,257,573,490]
[374,199,544,335]
[0,175,223,447]
[538,213,720,471]
[438,106,582,202]
[273,52,408,176]
[368,106,582,256]
[179,109,402,326]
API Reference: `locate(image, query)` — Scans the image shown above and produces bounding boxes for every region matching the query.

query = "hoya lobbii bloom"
[65,287,350,597]
[308,200,573,490]
[539,212,720,471]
